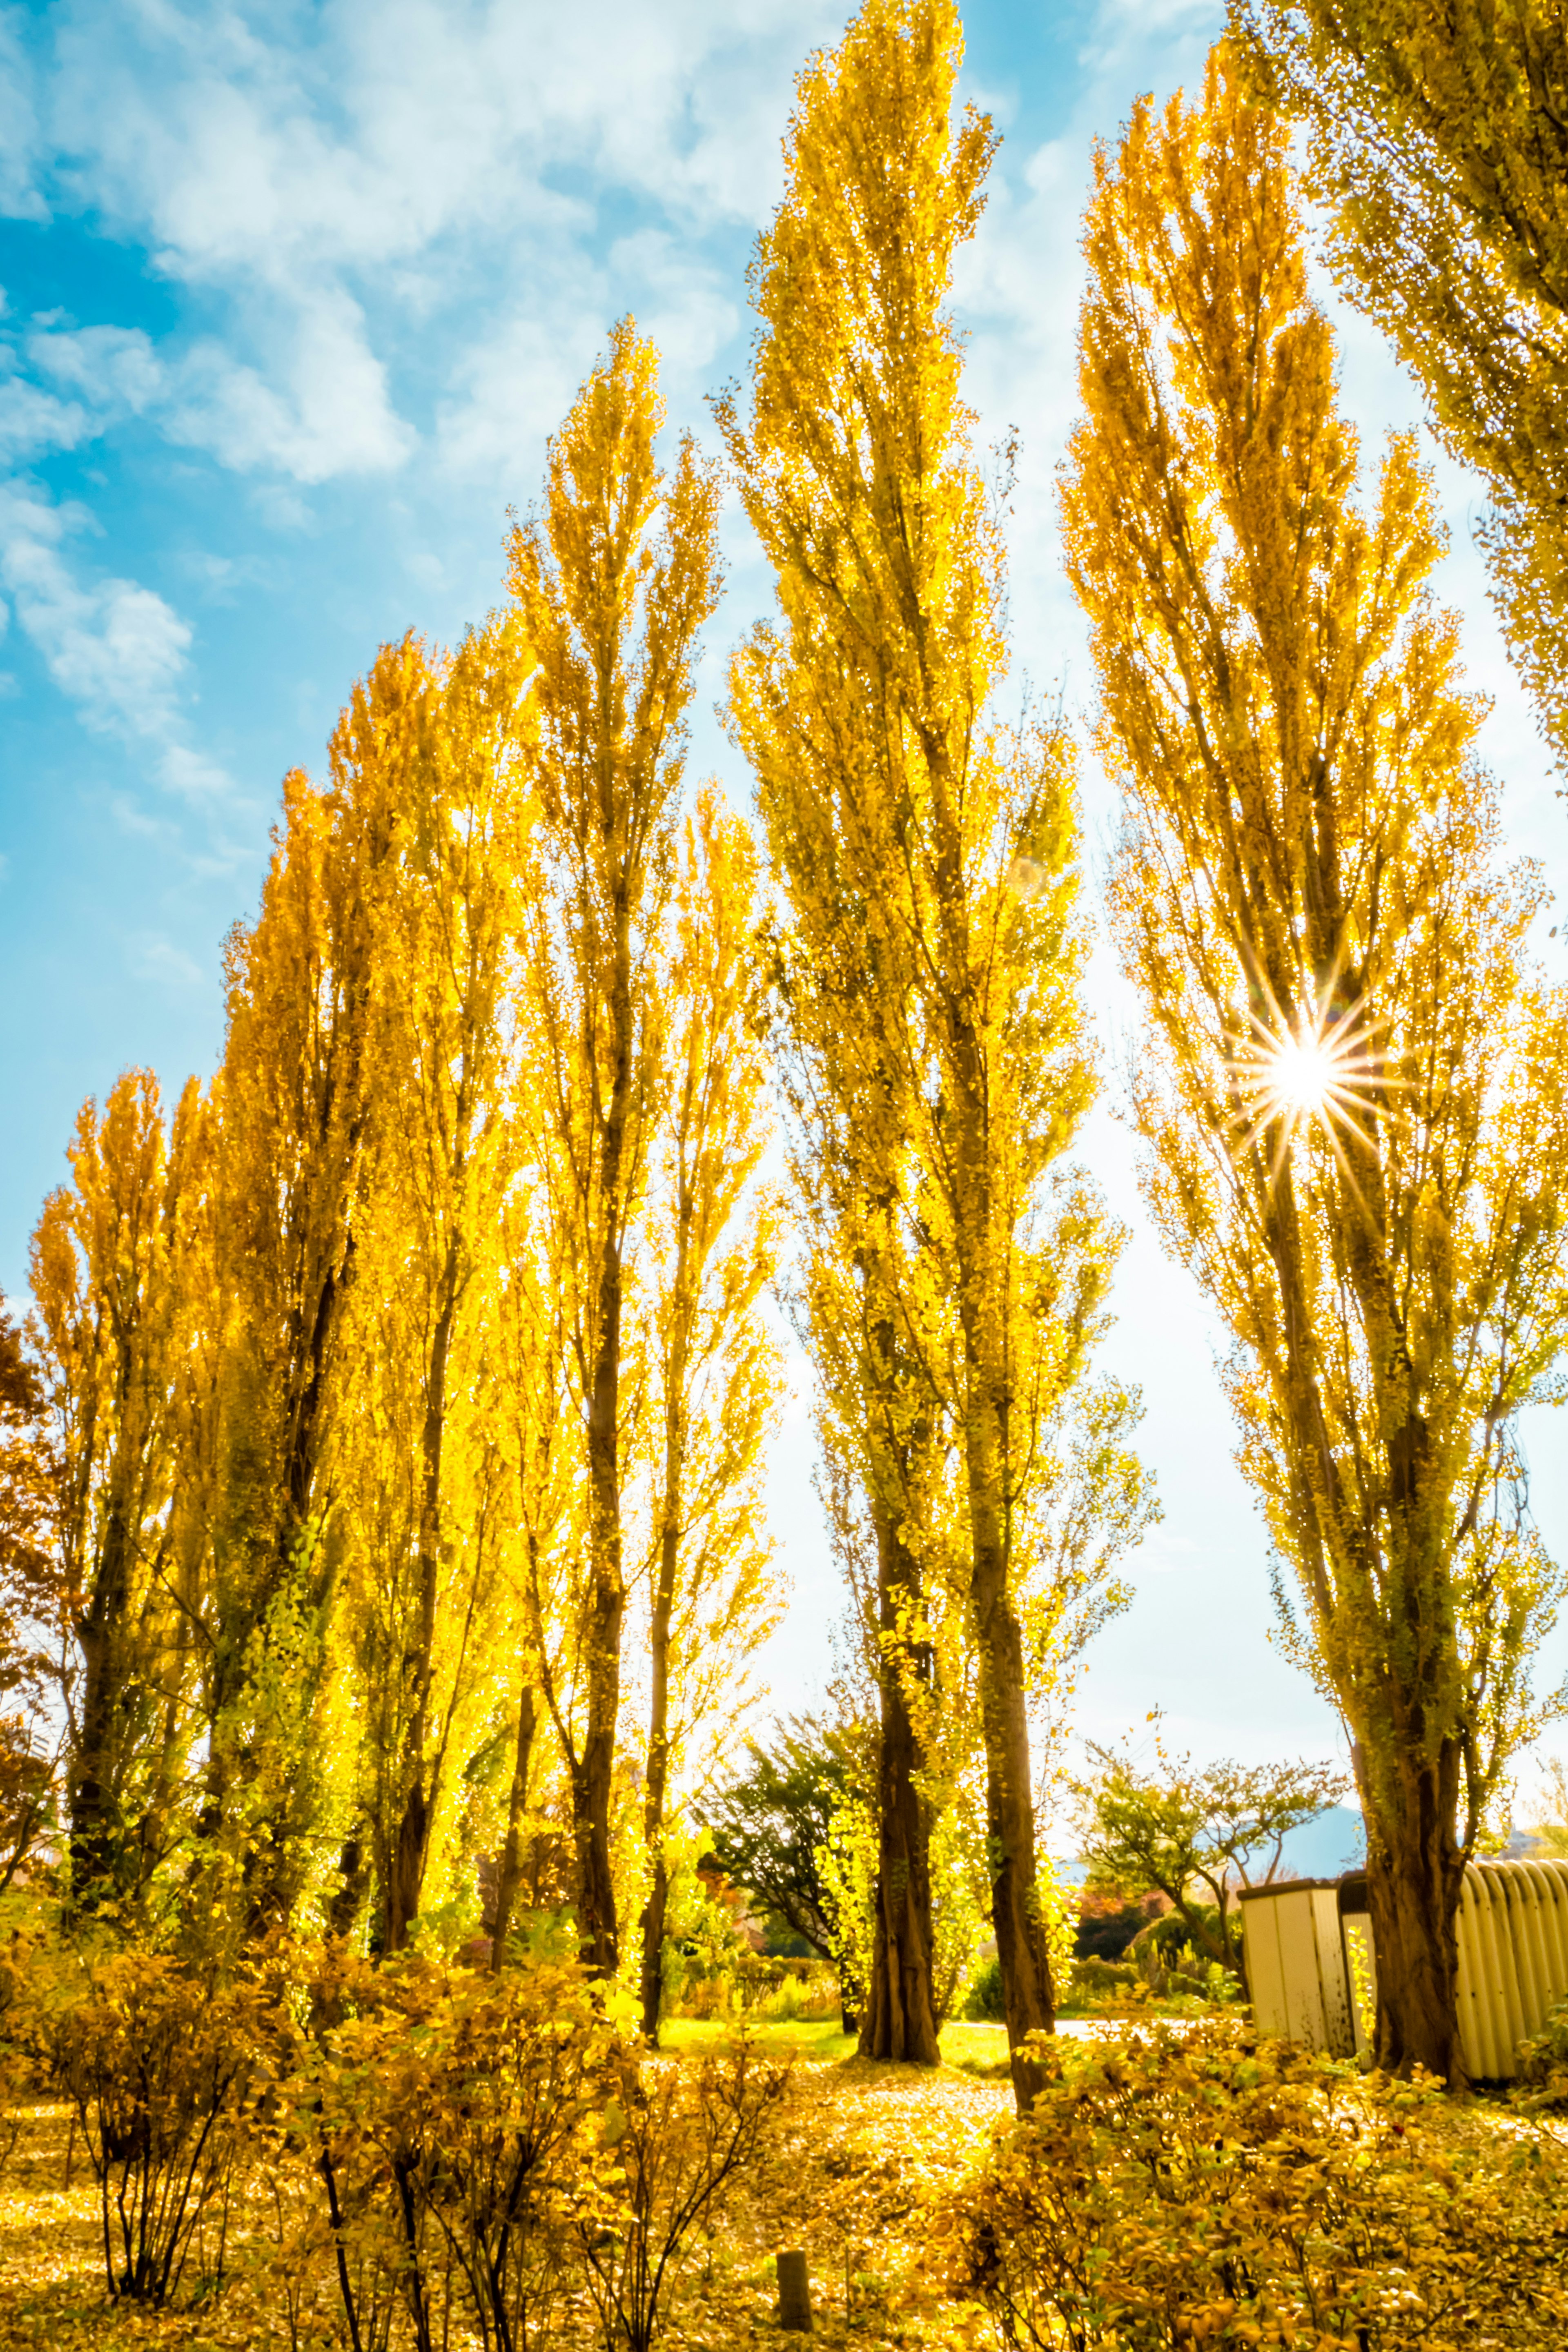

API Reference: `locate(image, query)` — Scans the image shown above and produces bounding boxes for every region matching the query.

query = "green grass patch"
[939,2021,1014,2077]
[659,2015,858,2060]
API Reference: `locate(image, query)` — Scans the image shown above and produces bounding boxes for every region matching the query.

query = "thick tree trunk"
[936,865,1055,2113]
[575,910,633,1977]
[577,1282,626,1974]
[491,1684,538,1969]
[859,1513,940,2065]
[1361,1742,1468,2080]
[327,1831,370,1940]
[640,1506,679,2039]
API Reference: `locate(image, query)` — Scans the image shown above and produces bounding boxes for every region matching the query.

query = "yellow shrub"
[923,2019,1568,2348]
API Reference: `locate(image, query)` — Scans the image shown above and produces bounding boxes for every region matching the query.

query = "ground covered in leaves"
[0,2036,1013,2350]
[4,2021,1567,2350]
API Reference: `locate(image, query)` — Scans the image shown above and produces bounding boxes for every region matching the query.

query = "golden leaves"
[1063,47,1568,2006]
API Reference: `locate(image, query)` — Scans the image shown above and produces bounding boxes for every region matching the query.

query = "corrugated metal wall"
[1455,1858,1568,2080]
[1243,1857,1568,2080]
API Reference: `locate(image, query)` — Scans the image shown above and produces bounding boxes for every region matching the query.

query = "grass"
[658,2010,1218,2080]
[660,2015,1017,2076]
[660,2013,857,2060]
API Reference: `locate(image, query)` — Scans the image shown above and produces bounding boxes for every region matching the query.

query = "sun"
[1265,1032,1340,1117]
[1229,987,1394,1186]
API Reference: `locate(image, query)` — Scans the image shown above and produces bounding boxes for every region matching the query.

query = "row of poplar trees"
[8,0,1568,2100]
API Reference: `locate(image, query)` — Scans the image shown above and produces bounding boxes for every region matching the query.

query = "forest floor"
[4,2019,1563,2350]
[0,2025,1018,2351]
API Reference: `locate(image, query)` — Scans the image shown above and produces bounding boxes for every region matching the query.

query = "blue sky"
[2,0,1565,1815]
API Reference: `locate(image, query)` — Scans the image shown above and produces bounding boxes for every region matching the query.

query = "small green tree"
[1523,1760,1568,1861]
[1070,1727,1347,1989]
[704,1712,871,2031]
[704,1714,864,1964]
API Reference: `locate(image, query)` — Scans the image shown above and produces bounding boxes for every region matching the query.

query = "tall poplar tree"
[206,648,407,1929]
[724,0,1134,2107]
[508,321,722,1975]
[347,621,531,1951]
[639,787,783,2036]
[1061,54,1568,2079]
[490,1178,581,1969]
[1234,0,1568,785]
[31,1071,209,1911]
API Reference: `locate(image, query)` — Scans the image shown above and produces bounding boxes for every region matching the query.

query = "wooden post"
[777,2247,813,2332]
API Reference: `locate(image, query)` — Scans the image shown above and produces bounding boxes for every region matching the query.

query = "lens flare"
[1266,1033,1339,1116]
[1228,984,1396,1196]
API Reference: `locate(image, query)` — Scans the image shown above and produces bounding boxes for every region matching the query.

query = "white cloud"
[0,483,191,731]
[0,370,91,463]
[26,321,164,410]
[51,0,835,281]
[128,933,204,988]
[158,741,236,803]
[0,8,46,223]
[16,0,846,490]
[168,292,413,481]
[436,314,596,483]
[0,481,239,800]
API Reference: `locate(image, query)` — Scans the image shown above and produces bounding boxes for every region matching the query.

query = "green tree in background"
[1071,1728,1347,1988]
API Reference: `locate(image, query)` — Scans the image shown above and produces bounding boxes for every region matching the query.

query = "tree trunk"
[640,1507,679,2040]
[577,1286,625,1974]
[575,911,633,1976]
[68,1495,131,1909]
[972,1517,1055,2111]
[1361,1741,1468,2080]
[384,1235,461,1953]
[491,1684,538,1970]
[327,1830,370,1940]
[859,1512,940,2065]
[940,884,1055,2113]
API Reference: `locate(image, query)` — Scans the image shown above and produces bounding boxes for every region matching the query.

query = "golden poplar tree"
[724,0,1137,2105]
[508,321,722,1975]
[490,1176,583,1967]
[30,1070,209,1912]
[1235,0,1568,782]
[1062,53,1568,2078]
[343,621,531,1951]
[0,1305,60,1895]
[638,786,784,2037]
[206,649,406,1929]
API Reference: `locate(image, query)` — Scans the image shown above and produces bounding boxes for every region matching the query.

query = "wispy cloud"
[11,0,843,497]
[127,933,205,989]
[0,7,46,223]
[0,481,240,804]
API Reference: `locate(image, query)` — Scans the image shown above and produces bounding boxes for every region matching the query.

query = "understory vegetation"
[2,1951,1566,2350]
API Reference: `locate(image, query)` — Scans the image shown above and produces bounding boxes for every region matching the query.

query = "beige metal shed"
[1238,1878,1357,2058]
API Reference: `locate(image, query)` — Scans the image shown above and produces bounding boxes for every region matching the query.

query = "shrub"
[962,1956,1005,2022]
[276,1944,623,2352]
[924,2019,1566,2347]
[577,2034,790,2352]
[1065,1957,1144,2009]
[670,1949,838,2023]
[1517,1998,1568,2107]
[52,1950,266,2306]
